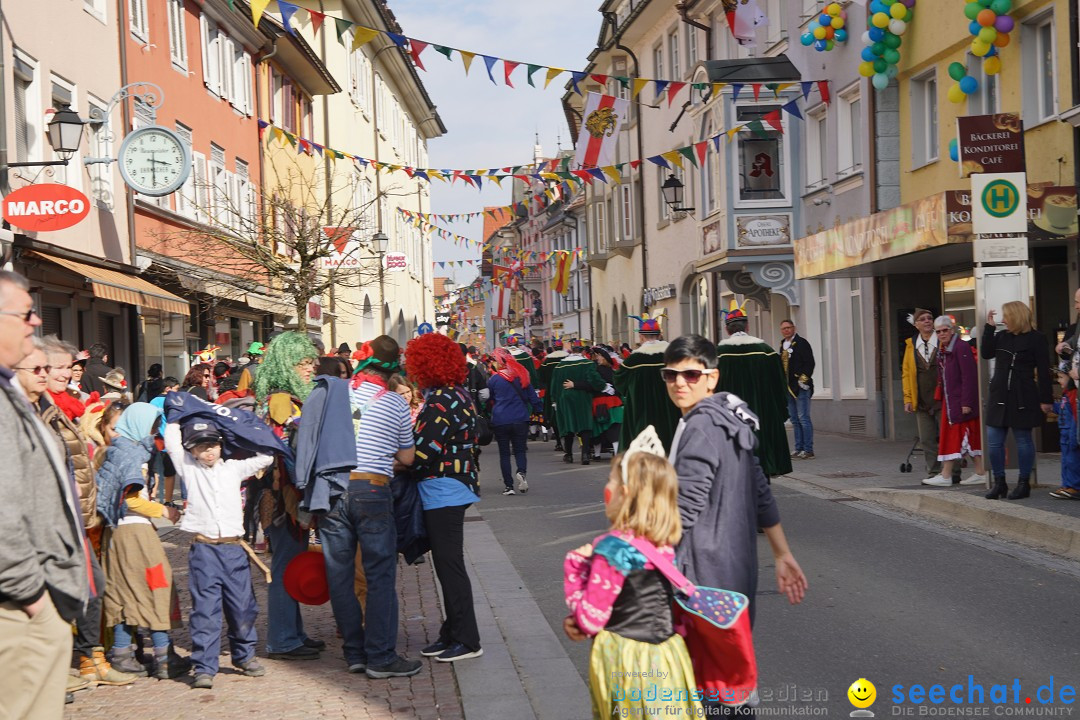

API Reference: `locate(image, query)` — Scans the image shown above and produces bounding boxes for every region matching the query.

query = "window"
[167,0,187,69]
[375,74,386,130]
[669,30,680,79]
[765,0,783,46]
[1023,13,1056,123]
[191,151,209,223]
[270,70,283,124]
[278,77,296,133]
[735,105,786,203]
[350,48,372,114]
[965,53,999,116]
[815,279,832,394]
[87,96,113,210]
[593,201,607,254]
[235,158,254,228]
[301,97,313,138]
[174,123,194,218]
[837,86,862,176]
[910,70,938,167]
[621,184,634,241]
[13,52,41,164]
[847,278,865,393]
[653,45,664,101]
[805,105,827,188]
[210,143,228,226]
[687,24,698,68]
[130,0,148,41]
[84,0,107,22]
[200,15,221,95]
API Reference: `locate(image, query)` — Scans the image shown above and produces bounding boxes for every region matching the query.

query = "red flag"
[409,40,428,71]
[763,110,783,133]
[504,60,519,87]
[752,83,761,102]
[694,140,709,166]
[818,81,831,105]
[667,82,687,107]
[308,9,326,35]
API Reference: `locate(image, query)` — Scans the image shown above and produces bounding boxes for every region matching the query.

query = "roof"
[482,207,514,242]
[434,277,448,297]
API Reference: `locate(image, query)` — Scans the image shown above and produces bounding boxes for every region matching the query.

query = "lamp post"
[661,174,695,214]
[1,103,86,171]
[372,231,389,334]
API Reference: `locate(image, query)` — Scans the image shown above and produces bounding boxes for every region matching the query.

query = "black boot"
[581,445,590,465]
[985,475,1008,500]
[1007,476,1031,500]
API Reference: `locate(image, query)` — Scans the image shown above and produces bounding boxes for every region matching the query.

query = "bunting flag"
[551,251,573,296]
[574,93,630,170]
[250,0,272,27]
[493,283,512,319]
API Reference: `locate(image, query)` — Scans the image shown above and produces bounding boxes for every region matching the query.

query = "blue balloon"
[801,32,815,46]
[959,76,979,94]
[872,73,890,90]
[861,47,877,62]
[835,28,848,43]
[819,14,832,26]
[868,27,886,42]
[969,20,982,35]
[814,39,828,51]
[870,1,887,13]
[949,145,959,162]
[986,45,998,56]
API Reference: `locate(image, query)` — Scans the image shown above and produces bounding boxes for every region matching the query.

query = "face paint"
[604,486,613,506]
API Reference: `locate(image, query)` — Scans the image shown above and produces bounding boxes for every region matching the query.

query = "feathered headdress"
[907,308,933,327]
[722,300,749,326]
[194,345,221,364]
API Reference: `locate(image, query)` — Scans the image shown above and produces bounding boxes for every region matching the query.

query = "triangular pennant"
[277,0,300,35]
[308,9,326,35]
[694,141,708,167]
[590,73,609,86]
[632,78,649,98]
[763,110,783,133]
[726,126,741,142]
[800,81,813,100]
[647,155,670,169]
[503,60,519,87]
[433,44,453,60]
[765,82,779,97]
[732,83,743,101]
[526,64,542,87]
[712,135,721,152]
[586,168,607,183]
[818,81,831,105]
[629,159,641,170]
[459,51,475,75]
[250,0,272,28]
[544,67,564,89]
[653,80,670,98]
[667,82,687,107]
[748,119,768,139]
[352,26,378,52]
[386,32,407,47]
[334,17,351,45]
[481,55,498,84]
[781,99,803,120]
[663,150,685,169]
[752,83,761,102]
[569,71,587,95]
[677,146,698,167]
[409,40,428,71]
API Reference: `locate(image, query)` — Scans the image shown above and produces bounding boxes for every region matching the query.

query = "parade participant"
[488,348,542,495]
[164,418,275,689]
[563,427,702,720]
[663,335,807,628]
[538,338,568,448]
[902,309,945,479]
[590,347,623,459]
[715,302,792,477]
[506,334,540,387]
[551,341,606,465]
[613,315,680,453]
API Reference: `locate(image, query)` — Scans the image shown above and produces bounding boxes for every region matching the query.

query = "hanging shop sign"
[972,172,1027,235]
[318,227,361,269]
[643,284,677,309]
[2,183,90,232]
[384,252,408,272]
[736,214,791,247]
[956,113,1024,178]
[435,312,452,326]
[703,221,723,255]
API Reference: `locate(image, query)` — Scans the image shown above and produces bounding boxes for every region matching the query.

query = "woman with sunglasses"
[181,363,213,401]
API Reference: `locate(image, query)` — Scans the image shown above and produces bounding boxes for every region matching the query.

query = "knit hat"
[352,335,401,373]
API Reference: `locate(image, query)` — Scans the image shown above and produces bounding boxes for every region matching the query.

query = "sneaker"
[800,451,815,460]
[922,474,953,487]
[365,655,422,679]
[421,640,451,657]
[790,451,802,459]
[515,471,528,494]
[348,662,367,673]
[959,473,987,486]
[234,658,266,677]
[502,487,516,496]
[268,644,320,661]
[192,673,214,689]
[1050,487,1080,499]
[435,643,484,663]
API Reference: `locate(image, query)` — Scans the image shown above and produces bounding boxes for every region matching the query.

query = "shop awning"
[28,251,190,316]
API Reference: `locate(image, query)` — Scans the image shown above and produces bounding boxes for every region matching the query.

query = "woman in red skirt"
[924,316,986,487]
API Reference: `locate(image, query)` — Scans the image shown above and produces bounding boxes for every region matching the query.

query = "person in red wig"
[488,348,542,495]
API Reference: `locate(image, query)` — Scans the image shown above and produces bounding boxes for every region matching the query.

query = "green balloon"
[871,41,886,55]
[884,34,902,49]
[948,61,967,81]
[873,58,888,73]
[964,2,982,19]
[978,0,993,6]
[883,49,901,65]
[990,0,1011,13]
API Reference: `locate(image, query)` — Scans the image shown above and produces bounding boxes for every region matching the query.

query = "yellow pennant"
[601,166,621,183]
[250,0,272,28]
[712,83,727,96]
[662,150,684,169]
[632,78,650,98]
[488,175,503,188]
[726,126,741,142]
[272,126,284,143]
[544,67,564,89]
[352,26,378,52]
[774,82,794,97]
[540,172,560,181]
[460,51,476,75]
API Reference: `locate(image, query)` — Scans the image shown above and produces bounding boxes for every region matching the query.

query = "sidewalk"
[785,430,1080,560]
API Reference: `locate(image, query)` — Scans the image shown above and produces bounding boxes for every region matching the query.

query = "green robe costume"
[551,354,605,435]
[538,350,568,425]
[613,340,680,453]
[715,333,793,477]
[510,348,541,388]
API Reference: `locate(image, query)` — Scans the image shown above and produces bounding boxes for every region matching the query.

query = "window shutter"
[192,151,208,223]
[199,14,211,91]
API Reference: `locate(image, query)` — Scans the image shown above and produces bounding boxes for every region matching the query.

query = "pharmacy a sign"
[972,172,1027,235]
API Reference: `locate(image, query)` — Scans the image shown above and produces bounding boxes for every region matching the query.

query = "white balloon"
[889,19,907,35]
[862,30,873,45]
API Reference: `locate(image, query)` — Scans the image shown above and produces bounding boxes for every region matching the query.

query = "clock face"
[118,126,191,197]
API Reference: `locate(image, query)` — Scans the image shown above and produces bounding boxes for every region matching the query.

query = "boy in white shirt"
[164,420,275,690]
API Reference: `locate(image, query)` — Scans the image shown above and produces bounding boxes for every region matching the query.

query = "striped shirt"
[351,381,415,476]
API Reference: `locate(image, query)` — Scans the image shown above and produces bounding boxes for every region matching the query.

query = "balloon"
[831,16,845,29]
[993,32,1010,48]
[979,0,993,6]
[801,32,815,46]
[861,30,873,44]
[868,27,885,42]
[978,26,997,44]
[861,47,877,61]
[824,26,835,39]
[995,15,1014,33]
[968,20,982,36]
[948,62,967,82]
[814,39,828,51]
[813,25,827,39]
[872,73,890,90]
[835,28,848,43]
[827,2,842,15]
[959,76,979,94]
[825,39,835,51]
[889,18,908,35]
[948,83,967,104]
[949,138,960,162]
[882,48,900,65]
[873,58,888,73]
[859,61,876,77]
[983,55,1002,75]
[990,0,1012,13]
[977,8,996,26]
[890,3,907,19]
[871,41,886,55]
[886,64,899,78]
[819,14,832,26]
[884,33,902,49]
[964,2,982,20]
[872,12,891,28]
[971,40,991,56]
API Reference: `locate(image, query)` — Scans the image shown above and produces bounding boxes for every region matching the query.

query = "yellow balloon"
[872,12,890,28]
[890,3,907,19]
[831,16,845,29]
[813,25,827,39]
[971,40,991,57]
[948,83,967,104]
[826,2,842,16]
[859,61,876,77]
[983,55,1002,75]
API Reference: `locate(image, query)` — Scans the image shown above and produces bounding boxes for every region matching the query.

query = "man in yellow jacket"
[902,308,946,479]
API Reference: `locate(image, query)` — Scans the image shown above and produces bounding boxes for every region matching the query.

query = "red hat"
[283,551,329,605]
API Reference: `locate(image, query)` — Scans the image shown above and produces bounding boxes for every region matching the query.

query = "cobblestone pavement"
[65,530,464,720]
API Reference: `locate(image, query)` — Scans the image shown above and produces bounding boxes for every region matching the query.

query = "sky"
[389,0,602,286]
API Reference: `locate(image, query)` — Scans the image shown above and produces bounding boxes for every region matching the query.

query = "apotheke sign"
[736,214,791,246]
[2,184,91,232]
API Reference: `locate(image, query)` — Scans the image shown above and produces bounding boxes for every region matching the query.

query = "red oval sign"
[2,183,91,232]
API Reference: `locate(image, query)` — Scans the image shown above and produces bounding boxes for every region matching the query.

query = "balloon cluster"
[801,3,848,52]
[858,0,917,90]
[946,62,979,104]
[964,0,1012,76]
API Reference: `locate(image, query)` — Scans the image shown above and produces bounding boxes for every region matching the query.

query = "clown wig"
[405,333,466,390]
[253,331,319,402]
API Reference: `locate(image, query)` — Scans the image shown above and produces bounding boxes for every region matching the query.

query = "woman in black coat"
[980,302,1053,500]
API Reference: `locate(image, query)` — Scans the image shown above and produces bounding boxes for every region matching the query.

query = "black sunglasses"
[660,368,716,384]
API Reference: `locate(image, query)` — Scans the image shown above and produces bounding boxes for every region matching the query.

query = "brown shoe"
[67,673,91,692]
[81,647,139,685]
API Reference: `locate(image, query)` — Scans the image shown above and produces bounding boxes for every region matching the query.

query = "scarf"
[350,371,389,390]
[494,348,530,388]
[48,388,86,421]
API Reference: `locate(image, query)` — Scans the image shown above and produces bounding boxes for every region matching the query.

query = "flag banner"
[493,284,512,319]
[551,251,573,295]
[574,92,630,170]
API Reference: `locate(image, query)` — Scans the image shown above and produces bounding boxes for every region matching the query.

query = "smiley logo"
[848,678,877,712]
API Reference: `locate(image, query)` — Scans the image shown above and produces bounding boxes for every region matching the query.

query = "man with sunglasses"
[0,270,93,715]
[714,304,793,477]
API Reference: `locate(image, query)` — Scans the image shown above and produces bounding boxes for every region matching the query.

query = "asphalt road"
[476,439,1080,717]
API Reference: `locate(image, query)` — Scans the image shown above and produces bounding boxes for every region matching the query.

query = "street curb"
[453,506,592,720]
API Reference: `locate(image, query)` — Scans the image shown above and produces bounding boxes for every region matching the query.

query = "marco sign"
[2,183,91,232]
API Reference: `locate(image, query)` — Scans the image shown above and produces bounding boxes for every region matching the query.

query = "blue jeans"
[494,422,529,489]
[264,519,311,654]
[787,388,814,453]
[318,480,399,667]
[986,425,1034,478]
[112,624,168,651]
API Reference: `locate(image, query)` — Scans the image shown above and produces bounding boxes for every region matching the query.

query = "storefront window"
[736,106,785,203]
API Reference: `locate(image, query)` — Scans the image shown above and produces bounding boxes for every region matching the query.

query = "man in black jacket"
[779,320,816,459]
[79,342,113,396]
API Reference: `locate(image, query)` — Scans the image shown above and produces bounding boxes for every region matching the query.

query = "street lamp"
[2,103,86,169]
[661,174,695,214]
[372,232,389,334]
[444,278,457,294]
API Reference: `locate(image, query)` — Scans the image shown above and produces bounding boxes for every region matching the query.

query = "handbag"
[475,414,494,446]
[626,537,758,706]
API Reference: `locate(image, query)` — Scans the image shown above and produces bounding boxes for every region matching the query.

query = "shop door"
[1033,246,1069,452]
